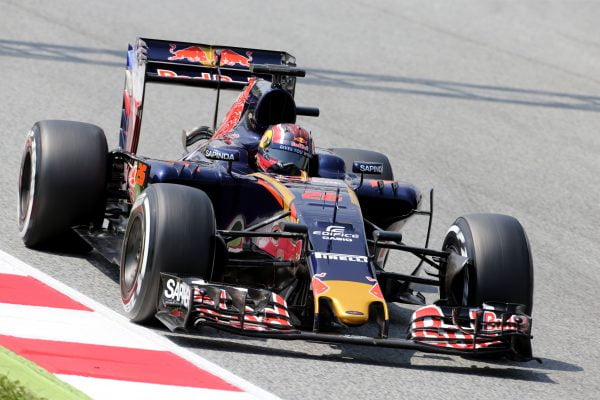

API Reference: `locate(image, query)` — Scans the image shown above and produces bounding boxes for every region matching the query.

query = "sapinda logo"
[205,149,236,160]
[163,279,191,308]
[312,225,359,242]
[353,161,384,174]
[358,163,383,173]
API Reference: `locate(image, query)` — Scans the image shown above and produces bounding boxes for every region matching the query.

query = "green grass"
[0,346,91,400]
[0,374,46,400]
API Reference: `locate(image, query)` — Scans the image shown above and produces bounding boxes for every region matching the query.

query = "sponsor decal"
[157,69,234,82]
[168,44,213,65]
[205,148,239,161]
[314,252,368,263]
[276,143,308,156]
[352,161,384,174]
[291,141,309,151]
[360,164,382,173]
[135,163,148,186]
[163,279,191,309]
[219,49,253,67]
[167,45,252,68]
[127,161,149,202]
[345,310,364,316]
[312,225,359,242]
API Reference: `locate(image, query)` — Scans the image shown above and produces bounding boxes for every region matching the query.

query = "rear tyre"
[120,183,216,323]
[329,147,394,180]
[442,213,534,315]
[18,120,108,247]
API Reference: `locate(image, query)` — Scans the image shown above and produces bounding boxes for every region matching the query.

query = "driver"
[256,123,314,177]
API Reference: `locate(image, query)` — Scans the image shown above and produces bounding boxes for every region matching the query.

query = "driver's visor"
[264,146,310,173]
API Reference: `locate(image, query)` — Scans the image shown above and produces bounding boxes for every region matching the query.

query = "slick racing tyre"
[442,213,534,315]
[18,120,108,247]
[120,183,216,323]
[330,147,394,180]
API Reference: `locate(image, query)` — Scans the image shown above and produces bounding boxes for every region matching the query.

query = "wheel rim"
[461,266,470,306]
[18,152,32,227]
[121,215,144,301]
[446,243,472,306]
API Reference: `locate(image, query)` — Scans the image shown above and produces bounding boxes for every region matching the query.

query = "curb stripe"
[0,303,162,350]
[0,250,281,399]
[0,274,91,311]
[0,334,242,391]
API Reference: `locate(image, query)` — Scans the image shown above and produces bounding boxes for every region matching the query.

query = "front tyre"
[18,120,108,247]
[442,213,534,315]
[120,184,216,323]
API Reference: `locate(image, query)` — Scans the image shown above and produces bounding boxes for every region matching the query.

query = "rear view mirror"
[182,126,213,150]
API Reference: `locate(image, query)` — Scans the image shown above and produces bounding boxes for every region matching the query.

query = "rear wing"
[139,38,297,90]
[120,37,297,152]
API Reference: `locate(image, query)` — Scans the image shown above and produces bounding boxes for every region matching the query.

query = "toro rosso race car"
[18,38,535,360]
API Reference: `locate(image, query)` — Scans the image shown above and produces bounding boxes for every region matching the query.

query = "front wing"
[156,273,534,360]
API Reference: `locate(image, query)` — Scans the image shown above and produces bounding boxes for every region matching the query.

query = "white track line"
[0,251,28,275]
[0,303,161,350]
[57,375,260,400]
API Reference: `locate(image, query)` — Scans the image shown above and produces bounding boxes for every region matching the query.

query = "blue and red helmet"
[256,124,314,176]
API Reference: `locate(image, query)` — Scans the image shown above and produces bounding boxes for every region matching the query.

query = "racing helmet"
[256,124,314,176]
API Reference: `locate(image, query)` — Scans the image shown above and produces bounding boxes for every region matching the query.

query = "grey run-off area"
[1,0,599,399]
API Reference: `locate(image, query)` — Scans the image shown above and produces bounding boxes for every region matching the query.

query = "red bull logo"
[219,49,253,67]
[168,44,213,65]
[167,44,252,68]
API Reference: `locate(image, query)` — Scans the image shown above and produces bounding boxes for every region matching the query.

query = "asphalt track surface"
[1,1,599,399]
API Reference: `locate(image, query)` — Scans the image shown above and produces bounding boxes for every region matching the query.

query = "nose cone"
[315,280,388,326]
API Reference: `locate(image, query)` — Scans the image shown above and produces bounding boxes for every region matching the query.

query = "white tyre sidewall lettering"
[18,129,36,238]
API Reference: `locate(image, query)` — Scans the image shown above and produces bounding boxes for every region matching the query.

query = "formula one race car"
[18,38,534,360]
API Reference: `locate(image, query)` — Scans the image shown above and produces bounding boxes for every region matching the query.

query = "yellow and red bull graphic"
[312,278,388,325]
[168,44,253,68]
